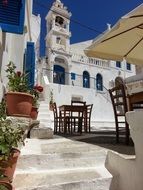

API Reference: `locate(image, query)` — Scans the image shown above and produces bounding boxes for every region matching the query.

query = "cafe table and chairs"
[59,104,87,134]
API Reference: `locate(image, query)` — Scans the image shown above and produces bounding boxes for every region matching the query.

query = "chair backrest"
[109,84,128,116]
[71,100,86,106]
[52,102,58,119]
[71,100,86,117]
[86,104,93,119]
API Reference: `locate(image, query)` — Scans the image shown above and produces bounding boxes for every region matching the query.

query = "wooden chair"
[52,103,70,134]
[52,102,62,133]
[128,92,143,111]
[109,84,130,145]
[71,100,86,106]
[85,104,93,133]
[71,100,86,133]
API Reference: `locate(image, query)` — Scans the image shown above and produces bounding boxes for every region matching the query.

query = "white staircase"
[13,137,112,190]
[37,101,53,129]
[30,101,54,139]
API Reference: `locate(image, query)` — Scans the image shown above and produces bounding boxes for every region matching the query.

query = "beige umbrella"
[85,4,143,65]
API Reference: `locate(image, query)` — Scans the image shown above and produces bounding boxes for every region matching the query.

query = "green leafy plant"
[30,85,43,108]
[0,119,24,162]
[6,61,29,93]
[0,99,6,121]
[0,179,12,190]
[0,184,10,190]
[0,99,24,163]
[6,61,44,109]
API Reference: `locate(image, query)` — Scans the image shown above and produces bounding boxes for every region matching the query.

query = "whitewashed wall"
[0,0,41,97]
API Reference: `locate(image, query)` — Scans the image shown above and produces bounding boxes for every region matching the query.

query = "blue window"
[83,71,90,88]
[116,61,121,68]
[71,73,76,80]
[126,63,131,70]
[53,65,65,85]
[0,0,25,34]
[24,42,35,88]
[96,73,103,91]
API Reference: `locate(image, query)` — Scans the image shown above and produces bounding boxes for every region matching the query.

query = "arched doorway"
[53,65,65,85]
[83,71,90,88]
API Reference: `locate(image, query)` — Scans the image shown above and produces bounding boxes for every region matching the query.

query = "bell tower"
[45,0,71,59]
[45,0,72,83]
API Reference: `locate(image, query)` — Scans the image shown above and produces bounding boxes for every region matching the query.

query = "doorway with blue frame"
[53,65,65,85]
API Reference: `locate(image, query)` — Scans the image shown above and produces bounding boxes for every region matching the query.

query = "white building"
[0,0,41,100]
[39,0,136,127]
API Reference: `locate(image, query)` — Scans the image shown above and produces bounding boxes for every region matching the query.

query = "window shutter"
[0,0,25,34]
[25,42,35,88]
[71,73,76,80]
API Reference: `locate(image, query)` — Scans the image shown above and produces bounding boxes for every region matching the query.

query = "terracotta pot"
[0,181,13,190]
[1,148,21,182]
[6,92,33,118]
[30,106,38,120]
[0,148,20,182]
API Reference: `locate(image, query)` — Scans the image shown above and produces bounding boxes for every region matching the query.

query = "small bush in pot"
[0,100,24,182]
[0,118,24,182]
[30,84,43,119]
[0,180,13,190]
[6,61,29,93]
[30,84,43,108]
[5,61,33,117]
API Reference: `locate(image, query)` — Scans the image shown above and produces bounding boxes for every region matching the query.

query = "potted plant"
[49,90,54,111]
[5,61,33,117]
[0,180,13,190]
[0,119,24,182]
[30,84,43,120]
[0,100,24,182]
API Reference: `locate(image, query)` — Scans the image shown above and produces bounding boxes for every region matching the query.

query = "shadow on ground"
[55,130,135,155]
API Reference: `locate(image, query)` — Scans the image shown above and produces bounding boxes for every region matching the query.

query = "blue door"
[25,42,35,88]
[53,65,65,85]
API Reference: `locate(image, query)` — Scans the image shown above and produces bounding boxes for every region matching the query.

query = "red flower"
[16,71,21,77]
[33,85,43,92]
[37,86,43,92]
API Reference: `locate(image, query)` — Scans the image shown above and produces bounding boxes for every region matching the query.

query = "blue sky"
[33,0,142,56]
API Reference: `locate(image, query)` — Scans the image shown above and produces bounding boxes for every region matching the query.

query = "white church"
[38,0,136,127]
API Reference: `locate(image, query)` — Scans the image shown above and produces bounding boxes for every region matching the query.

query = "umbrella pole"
[123,58,126,80]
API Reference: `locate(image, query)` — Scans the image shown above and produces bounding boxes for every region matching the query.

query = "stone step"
[38,104,49,109]
[38,107,50,111]
[38,109,50,113]
[38,124,53,130]
[38,118,53,124]
[16,150,106,172]
[37,114,51,120]
[14,167,111,190]
[30,127,53,139]
[39,120,53,127]
[13,137,113,190]
[18,138,107,155]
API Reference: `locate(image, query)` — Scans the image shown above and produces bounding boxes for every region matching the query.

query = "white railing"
[71,53,110,68]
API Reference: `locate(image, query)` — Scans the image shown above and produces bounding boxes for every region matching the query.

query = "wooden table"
[59,105,87,134]
[128,91,143,111]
